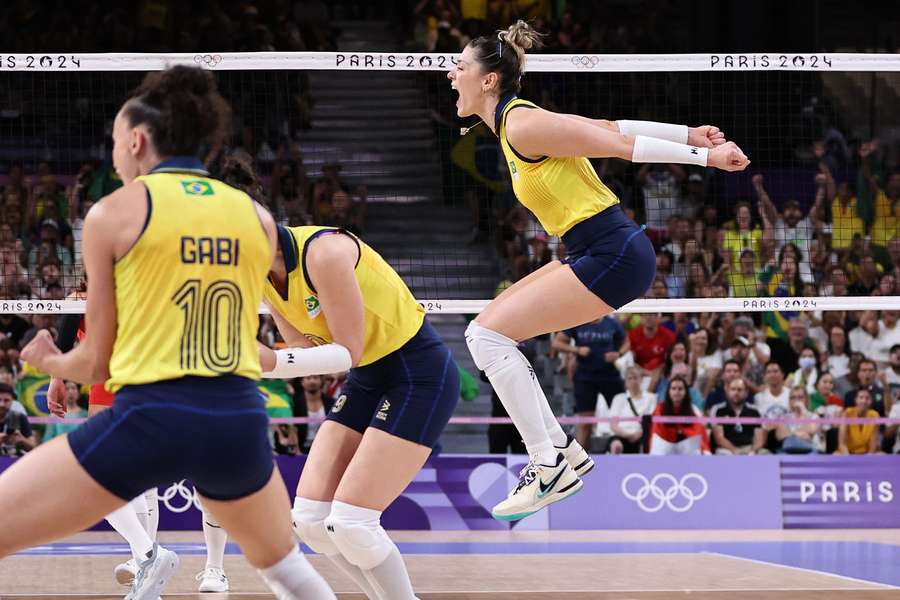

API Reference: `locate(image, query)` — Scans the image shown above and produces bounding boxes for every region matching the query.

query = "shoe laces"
[131,544,157,591]
[514,460,540,494]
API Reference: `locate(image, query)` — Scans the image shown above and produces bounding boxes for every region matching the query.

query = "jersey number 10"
[172,279,243,373]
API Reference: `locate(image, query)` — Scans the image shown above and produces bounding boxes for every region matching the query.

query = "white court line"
[702,551,899,590]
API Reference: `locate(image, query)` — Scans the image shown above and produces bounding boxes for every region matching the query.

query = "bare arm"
[551,332,580,355]
[306,233,366,366]
[258,302,316,372]
[751,426,767,452]
[752,174,779,225]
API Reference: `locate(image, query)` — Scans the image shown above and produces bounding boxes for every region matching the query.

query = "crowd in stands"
[3,1,900,457]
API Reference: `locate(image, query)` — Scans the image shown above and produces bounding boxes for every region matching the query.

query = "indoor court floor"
[3,530,900,599]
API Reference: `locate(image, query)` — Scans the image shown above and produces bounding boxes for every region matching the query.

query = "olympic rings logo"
[620,473,708,513]
[571,56,600,69]
[160,480,202,513]
[194,54,223,68]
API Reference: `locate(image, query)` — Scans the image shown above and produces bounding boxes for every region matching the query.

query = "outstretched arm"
[506,108,749,172]
[559,115,726,149]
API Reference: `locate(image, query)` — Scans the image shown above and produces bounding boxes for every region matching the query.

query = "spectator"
[293,374,335,453]
[848,310,877,359]
[607,367,656,455]
[649,376,709,455]
[638,164,686,234]
[654,342,704,410]
[727,248,762,297]
[753,173,821,260]
[627,313,675,382]
[848,255,882,296]
[786,346,820,395]
[820,264,850,297]
[552,316,627,450]
[775,386,821,453]
[322,189,367,236]
[837,388,881,454]
[768,316,812,375]
[818,144,864,253]
[704,359,743,413]
[670,239,704,297]
[0,383,36,456]
[662,216,691,263]
[725,336,764,392]
[755,361,790,419]
[880,344,900,403]
[834,352,865,400]
[723,202,769,269]
[273,423,301,456]
[724,316,772,368]
[0,314,30,346]
[661,312,697,343]
[809,371,844,415]
[809,311,844,355]
[43,381,88,442]
[689,327,722,398]
[844,359,885,414]
[711,377,766,455]
[868,311,900,366]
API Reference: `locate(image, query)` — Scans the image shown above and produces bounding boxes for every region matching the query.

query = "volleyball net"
[0,52,899,313]
[5,53,900,448]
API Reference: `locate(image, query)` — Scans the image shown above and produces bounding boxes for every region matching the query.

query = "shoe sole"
[198,584,230,593]
[128,550,179,600]
[491,477,584,522]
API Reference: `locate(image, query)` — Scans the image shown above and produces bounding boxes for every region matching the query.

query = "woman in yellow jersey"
[0,66,335,600]
[219,158,460,600]
[450,21,750,521]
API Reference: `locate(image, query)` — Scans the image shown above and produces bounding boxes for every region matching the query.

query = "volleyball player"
[47,294,161,587]
[222,153,460,600]
[450,21,749,520]
[1,65,335,600]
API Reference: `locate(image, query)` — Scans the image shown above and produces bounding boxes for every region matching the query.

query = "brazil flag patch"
[181,180,214,196]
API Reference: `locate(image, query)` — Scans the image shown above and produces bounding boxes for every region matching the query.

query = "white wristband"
[618,120,689,144]
[632,135,708,167]
[262,344,353,379]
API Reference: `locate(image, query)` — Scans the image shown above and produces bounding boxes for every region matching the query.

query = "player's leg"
[87,394,155,585]
[198,469,335,600]
[468,212,655,518]
[0,435,125,557]
[292,368,384,599]
[325,326,458,600]
[196,499,229,593]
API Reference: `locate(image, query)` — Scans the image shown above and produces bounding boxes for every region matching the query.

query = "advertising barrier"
[1,455,897,530]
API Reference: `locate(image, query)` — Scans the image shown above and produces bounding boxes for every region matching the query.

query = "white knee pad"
[324,501,393,571]
[465,321,518,373]
[292,498,339,556]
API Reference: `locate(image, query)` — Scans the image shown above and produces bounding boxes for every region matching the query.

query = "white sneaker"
[491,453,582,521]
[114,558,137,586]
[196,566,229,592]
[556,434,595,476]
[125,544,179,600]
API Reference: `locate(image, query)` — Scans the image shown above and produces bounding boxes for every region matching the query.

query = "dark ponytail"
[220,154,266,204]
[123,65,231,157]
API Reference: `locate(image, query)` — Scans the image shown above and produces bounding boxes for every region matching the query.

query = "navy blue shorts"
[67,375,273,502]
[573,374,624,413]
[327,319,459,448]
[562,204,657,309]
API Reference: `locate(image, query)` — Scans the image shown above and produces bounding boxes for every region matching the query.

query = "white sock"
[144,488,159,540]
[203,516,228,570]
[130,493,150,534]
[292,497,381,600]
[470,324,556,464]
[258,546,336,600]
[365,546,417,600]
[106,503,154,561]
[533,376,569,448]
[327,501,416,600]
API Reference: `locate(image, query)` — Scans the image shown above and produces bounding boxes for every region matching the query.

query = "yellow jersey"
[873,190,899,247]
[844,407,879,454]
[831,196,864,250]
[106,158,271,391]
[263,226,425,366]
[497,97,619,237]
